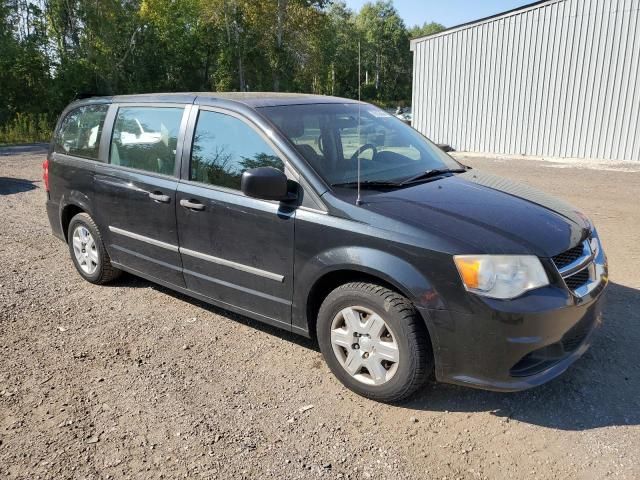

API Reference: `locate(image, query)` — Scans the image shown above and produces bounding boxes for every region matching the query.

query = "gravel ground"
[1,146,639,479]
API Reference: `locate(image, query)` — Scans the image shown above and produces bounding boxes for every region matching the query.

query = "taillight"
[42,158,50,191]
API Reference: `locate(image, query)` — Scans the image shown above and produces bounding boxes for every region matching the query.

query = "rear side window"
[110,107,184,176]
[191,110,284,190]
[54,105,109,160]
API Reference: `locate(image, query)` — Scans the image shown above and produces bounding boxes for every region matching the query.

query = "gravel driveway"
[1,146,639,479]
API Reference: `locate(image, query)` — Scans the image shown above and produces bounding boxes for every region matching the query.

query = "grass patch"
[0,113,53,144]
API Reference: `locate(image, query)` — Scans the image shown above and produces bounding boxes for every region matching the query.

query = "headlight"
[453,255,549,299]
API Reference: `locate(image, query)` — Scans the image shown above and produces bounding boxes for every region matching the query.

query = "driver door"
[176,107,296,328]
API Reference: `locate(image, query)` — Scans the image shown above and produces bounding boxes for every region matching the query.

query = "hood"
[360,170,591,257]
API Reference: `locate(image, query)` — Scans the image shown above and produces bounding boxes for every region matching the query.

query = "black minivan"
[44,93,608,402]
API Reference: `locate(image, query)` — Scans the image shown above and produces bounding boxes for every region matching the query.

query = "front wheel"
[67,212,121,285]
[317,282,433,402]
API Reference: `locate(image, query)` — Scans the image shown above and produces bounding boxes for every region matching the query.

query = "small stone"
[182,344,190,350]
[410,416,418,423]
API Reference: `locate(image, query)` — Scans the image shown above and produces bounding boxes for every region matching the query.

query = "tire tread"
[318,281,433,402]
[68,213,121,284]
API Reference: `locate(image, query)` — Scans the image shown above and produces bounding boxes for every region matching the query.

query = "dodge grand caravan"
[44,93,608,402]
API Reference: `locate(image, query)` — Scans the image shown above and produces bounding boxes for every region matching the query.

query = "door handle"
[149,191,171,203]
[180,199,205,211]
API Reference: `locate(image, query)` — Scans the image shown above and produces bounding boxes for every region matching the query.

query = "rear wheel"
[67,213,121,284]
[317,282,433,402]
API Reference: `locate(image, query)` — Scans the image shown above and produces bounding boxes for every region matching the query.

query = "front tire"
[317,282,433,402]
[67,213,121,285]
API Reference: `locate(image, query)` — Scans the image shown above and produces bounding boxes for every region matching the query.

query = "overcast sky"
[344,0,535,28]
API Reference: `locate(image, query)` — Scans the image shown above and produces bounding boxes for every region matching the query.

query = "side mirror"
[241,167,295,201]
[436,143,454,152]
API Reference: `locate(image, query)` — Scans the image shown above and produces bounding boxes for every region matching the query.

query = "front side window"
[54,104,109,160]
[191,110,284,190]
[260,103,461,187]
[110,107,184,175]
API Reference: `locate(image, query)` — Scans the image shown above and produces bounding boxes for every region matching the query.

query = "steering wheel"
[350,143,378,162]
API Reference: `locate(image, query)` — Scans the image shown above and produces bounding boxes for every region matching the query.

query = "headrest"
[279,115,305,139]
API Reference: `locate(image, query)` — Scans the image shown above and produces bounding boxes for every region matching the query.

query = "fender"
[292,245,444,333]
[58,190,99,240]
[60,190,94,218]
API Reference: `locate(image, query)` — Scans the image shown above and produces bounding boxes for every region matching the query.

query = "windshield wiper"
[331,166,471,189]
[331,180,401,189]
[399,167,469,186]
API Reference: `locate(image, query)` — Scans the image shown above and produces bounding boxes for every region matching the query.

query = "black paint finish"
[45,93,608,392]
[176,181,295,326]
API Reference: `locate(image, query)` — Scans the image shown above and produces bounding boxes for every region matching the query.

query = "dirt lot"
[1,146,639,479]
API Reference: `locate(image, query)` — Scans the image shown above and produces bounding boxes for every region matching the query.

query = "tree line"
[0,0,444,143]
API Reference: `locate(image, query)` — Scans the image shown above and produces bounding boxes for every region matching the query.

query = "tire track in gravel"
[1,148,639,479]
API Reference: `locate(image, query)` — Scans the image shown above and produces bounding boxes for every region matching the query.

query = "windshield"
[259,103,461,186]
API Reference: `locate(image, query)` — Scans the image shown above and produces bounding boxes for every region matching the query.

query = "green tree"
[0,1,51,123]
[355,0,411,103]
[322,1,359,98]
[408,21,446,39]
[1,0,428,143]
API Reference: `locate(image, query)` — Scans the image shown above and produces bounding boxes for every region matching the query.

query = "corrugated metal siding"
[410,0,640,161]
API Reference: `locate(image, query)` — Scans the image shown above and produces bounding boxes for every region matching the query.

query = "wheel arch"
[301,247,439,340]
[59,191,95,240]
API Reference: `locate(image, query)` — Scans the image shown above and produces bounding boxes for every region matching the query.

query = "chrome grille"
[552,236,601,296]
[564,269,590,290]
[552,244,586,270]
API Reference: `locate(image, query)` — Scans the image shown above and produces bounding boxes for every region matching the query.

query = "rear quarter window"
[110,106,184,176]
[54,104,109,160]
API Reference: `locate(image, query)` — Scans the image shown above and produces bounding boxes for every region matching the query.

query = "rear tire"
[67,213,121,285]
[317,282,433,402]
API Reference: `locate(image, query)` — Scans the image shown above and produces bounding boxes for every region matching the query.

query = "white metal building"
[410,0,640,161]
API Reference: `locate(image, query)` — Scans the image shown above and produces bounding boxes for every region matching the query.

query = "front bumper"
[419,253,608,392]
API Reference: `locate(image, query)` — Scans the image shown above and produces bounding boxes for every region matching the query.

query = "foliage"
[408,21,446,39]
[0,112,53,144]
[0,0,443,143]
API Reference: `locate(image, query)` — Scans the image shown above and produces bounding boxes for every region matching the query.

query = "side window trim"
[99,104,118,163]
[180,104,199,181]
[182,104,328,212]
[181,105,298,192]
[106,102,192,179]
[54,103,110,162]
